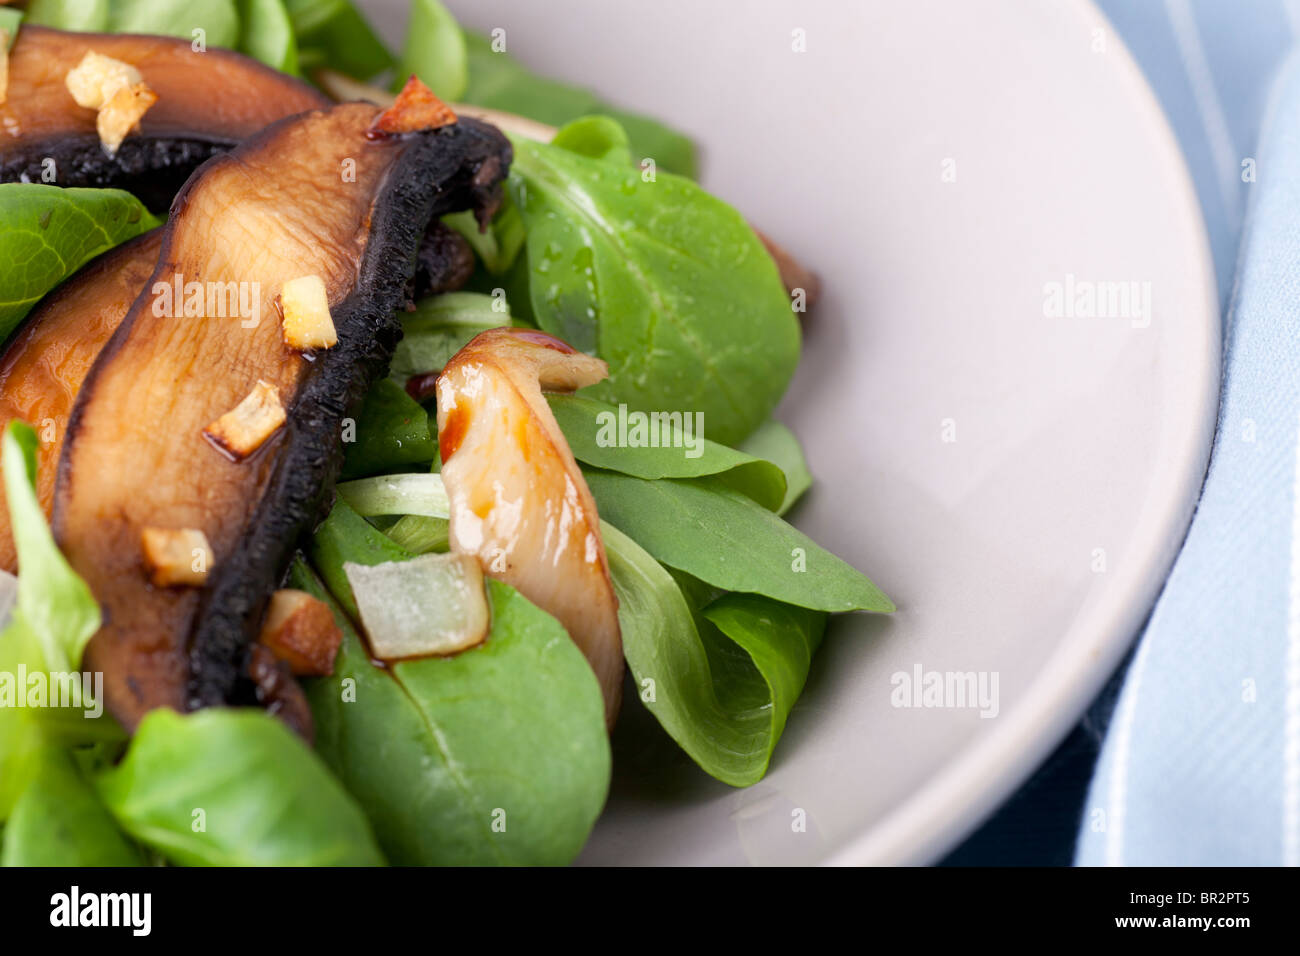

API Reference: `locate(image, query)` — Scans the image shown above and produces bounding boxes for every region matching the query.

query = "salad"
[0,0,892,866]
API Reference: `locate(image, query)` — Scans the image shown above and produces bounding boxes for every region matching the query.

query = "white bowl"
[366,0,1219,864]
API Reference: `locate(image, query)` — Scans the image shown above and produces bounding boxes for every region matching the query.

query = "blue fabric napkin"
[1074,1,1300,866]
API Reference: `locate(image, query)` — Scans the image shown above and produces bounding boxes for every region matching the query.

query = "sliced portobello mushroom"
[53,93,511,732]
[0,230,162,573]
[0,26,328,209]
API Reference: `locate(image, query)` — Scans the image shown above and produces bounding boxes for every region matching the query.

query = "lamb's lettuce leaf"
[283,0,391,79]
[586,470,893,613]
[548,392,787,511]
[95,707,384,866]
[1,746,142,866]
[389,291,514,384]
[602,521,826,786]
[237,0,299,73]
[108,0,240,48]
[340,378,437,479]
[299,538,609,865]
[0,185,159,341]
[394,0,466,99]
[0,422,116,821]
[736,419,813,516]
[507,135,799,445]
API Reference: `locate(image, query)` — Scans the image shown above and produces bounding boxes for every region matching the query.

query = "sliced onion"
[343,552,488,661]
[335,473,449,519]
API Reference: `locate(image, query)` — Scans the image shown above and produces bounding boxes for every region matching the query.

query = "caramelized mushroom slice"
[0,231,162,572]
[0,26,328,208]
[54,92,511,730]
[436,328,623,724]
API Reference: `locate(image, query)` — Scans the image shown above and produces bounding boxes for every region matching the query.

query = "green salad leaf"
[443,202,526,276]
[0,6,26,39]
[1,423,99,674]
[95,708,384,866]
[508,136,799,445]
[283,0,391,79]
[1,747,142,866]
[736,419,813,516]
[108,0,240,47]
[394,0,466,100]
[299,551,610,865]
[305,499,409,620]
[389,291,514,384]
[0,422,118,821]
[462,30,697,178]
[548,392,787,511]
[340,378,437,479]
[550,115,634,165]
[602,522,825,786]
[237,0,299,72]
[586,470,894,613]
[0,185,159,342]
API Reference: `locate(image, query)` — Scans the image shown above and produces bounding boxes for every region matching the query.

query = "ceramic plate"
[365,0,1219,864]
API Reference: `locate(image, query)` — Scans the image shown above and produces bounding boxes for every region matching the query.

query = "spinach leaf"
[551,115,633,165]
[298,561,610,865]
[736,419,813,516]
[462,30,697,178]
[95,708,384,866]
[602,521,825,786]
[237,0,299,73]
[1,747,142,866]
[0,423,116,820]
[508,137,799,445]
[283,0,391,79]
[389,291,513,383]
[108,0,240,47]
[0,423,99,675]
[340,378,437,479]
[586,470,894,613]
[548,392,787,511]
[0,185,159,342]
[394,0,466,99]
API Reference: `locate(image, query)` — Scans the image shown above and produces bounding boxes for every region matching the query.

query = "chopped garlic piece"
[202,379,286,460]
[279,275,338,350]
[96,81,156,156]
[141,527,212,587]
[259,589,343,676]
[65,51,143,110]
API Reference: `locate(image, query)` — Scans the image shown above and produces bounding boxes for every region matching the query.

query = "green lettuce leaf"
[602,521,825,786]
[508,137,799,445]
[548,392,787,511]
[586,470,893,613]
[0,185,159,341]
[95,708,385,866]
[300,543,609,864]
[1,747,142,866]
